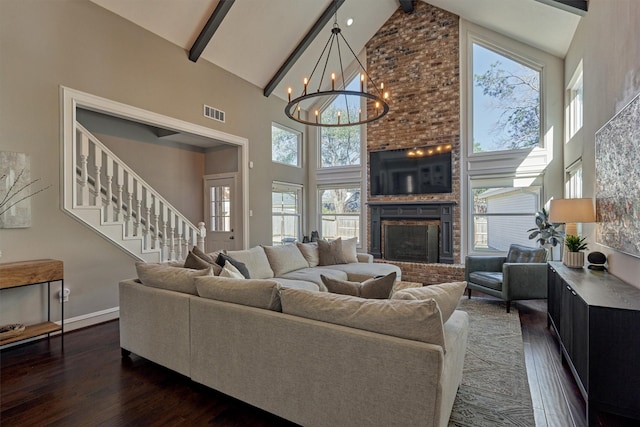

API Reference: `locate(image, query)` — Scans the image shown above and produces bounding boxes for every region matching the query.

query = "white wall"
[563,0,640,287]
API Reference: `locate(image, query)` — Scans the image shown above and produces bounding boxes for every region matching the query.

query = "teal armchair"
[465,244,548,312]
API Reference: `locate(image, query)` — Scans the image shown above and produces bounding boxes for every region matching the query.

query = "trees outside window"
[472,43,541,152]
[272,182,302,245]
[320,77,361,167]
[272,124,301,167]
[318,187,360,242]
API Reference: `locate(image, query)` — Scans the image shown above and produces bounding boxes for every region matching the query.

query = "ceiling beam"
[263,0,346,98]
[534,0,588,16]
[188,0,235,63]
[399,0,414,14]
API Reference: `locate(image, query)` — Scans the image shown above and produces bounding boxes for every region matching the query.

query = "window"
[318,186,360,242]
[319,77,361,168]
[470,179,541,252]
[210,184,231,232]
[272,182,302,245]
[566,61,583,141]
[272,123,301,167]
[472,42,541,153]
[566,161,583,199]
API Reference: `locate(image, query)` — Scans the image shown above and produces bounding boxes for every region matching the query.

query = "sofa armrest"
[357,253,373,263]
[465,256,506,281]
[502,263,548,299]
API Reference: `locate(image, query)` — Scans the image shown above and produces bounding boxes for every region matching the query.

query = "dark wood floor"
[0,299,634,426]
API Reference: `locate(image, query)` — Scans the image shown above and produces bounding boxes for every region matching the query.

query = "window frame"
[271,122,302,168]
[566,61,584,142]
[317,184,362,245]
[271,181,303,245]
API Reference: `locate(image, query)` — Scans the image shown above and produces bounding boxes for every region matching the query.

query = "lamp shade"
[548,198,596,223]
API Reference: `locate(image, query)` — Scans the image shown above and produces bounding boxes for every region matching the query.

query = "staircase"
[63,122,205,263]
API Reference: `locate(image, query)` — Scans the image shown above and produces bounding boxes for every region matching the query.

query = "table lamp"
[548,198,595,237]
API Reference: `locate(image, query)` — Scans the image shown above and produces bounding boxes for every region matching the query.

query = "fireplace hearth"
[369,202,455,264]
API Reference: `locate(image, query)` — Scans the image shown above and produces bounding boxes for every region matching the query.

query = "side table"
[0,259,64,348]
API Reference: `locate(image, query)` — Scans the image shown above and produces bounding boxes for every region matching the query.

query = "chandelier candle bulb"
[303,77,308,95]
[361,74,365,91]
[337,111,341,124]
[315,110,319,123]
[331,73,335,90]
[287,87,292,102]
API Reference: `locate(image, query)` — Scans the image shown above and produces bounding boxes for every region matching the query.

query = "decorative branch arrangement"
[0,169,50,217]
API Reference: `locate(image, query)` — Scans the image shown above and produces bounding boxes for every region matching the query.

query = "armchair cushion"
[468,271,503,291]
[506,244,547,263]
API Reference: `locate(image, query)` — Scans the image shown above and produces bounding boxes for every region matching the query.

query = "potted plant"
[563,234,588,268]
[527,208,564,260]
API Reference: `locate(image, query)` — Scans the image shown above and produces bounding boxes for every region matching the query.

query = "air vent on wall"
[204,105,225,123]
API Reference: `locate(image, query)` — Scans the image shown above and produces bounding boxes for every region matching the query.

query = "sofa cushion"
[279,267,349,292]
[321,272,397,299]
[391,281,466,323]
[225,246,274,279]
[195,276,282,311]
[326,262,402,282]
[271,277,321,292]
[469,271,503,291]
[135,262,212,295]
[506,244,547,263]
[216,253,250,278]
[280,289,445,348]
[341,237,358,263]
[219,260,245,279]
[262,244,309,276]
[296,242,319,267]
[317,238,347,266]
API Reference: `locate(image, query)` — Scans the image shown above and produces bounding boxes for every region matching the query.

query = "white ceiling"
[90,0,581,104]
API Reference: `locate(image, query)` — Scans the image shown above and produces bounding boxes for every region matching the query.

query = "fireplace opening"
[383,223,439,263]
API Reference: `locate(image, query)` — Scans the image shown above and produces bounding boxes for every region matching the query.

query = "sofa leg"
[506,301,511,313]
[467,288,471,299]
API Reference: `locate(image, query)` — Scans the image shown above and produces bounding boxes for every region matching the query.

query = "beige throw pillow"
[321,272,397,299]
[219,260,245,279]
[135,262,212,295]
[317,238,347,266]
[296,242,319,267]
[262,244,309,276]
[195,276,282,311]
[280,288,446,348]
[391,281,467,323]
[186,246,222,275]
[341,237,358,263]
[225,246,274,279]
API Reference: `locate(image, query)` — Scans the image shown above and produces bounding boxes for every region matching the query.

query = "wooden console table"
[0,259,64,348]
[547,262,640,425]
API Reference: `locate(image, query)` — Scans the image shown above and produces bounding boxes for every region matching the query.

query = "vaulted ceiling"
[90,0,583,103]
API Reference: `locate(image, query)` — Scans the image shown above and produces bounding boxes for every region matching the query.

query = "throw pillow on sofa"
[195,276,282,311]
[185,246,222,275]
[317,238,347,266]
[225,246,274,279]
[280,288,446,349]
[262,244,309,276]
[296,242,319,267]
[391,281,467,323]
[341,237,359,263]
[135,262,212,295]
[321,272,397,299]
[219,260,245,279]
[216,253,250,278]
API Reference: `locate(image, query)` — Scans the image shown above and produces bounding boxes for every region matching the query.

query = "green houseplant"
[563,234,588,268]
[527,208,564,259]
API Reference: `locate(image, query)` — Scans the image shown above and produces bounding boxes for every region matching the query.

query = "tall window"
[566,162,583,199]
[318,186,360,242]
[471,179,540,252]
[272,123,301,167]
[472,43,541,153]
[272,182,302,245]
[566,61,583,141]
[319,77,361,167]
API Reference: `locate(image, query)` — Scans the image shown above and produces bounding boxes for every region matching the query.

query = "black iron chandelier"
[284,3,389,127]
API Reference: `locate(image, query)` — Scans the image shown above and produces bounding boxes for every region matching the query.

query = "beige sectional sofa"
[119,242,469,427]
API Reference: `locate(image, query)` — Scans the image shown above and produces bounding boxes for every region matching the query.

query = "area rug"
[448,298,535,427]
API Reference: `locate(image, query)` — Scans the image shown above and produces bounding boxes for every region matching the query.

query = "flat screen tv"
[369,145,452,196]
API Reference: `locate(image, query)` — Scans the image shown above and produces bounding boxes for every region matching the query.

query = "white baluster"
[116,166,124,222]
[79,133,90,206]
[152,195,160,250]
[126,174,134,237]
[198,222,206,252]
[105,156,114,222]
[94,146,102,208]
[144,189,152,250]
[161,204,169,260]
[169,212,176,261]
[176,218,184,260]
[134,181,142,237]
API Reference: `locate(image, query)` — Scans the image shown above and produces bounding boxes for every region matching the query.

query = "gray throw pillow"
[184,251,213,270]
[215,253,250,278]
[317,238,347,266]
[321,272,397,299]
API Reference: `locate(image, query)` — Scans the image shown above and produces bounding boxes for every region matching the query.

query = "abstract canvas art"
[0,152,33,228]
[595,92,640,258]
